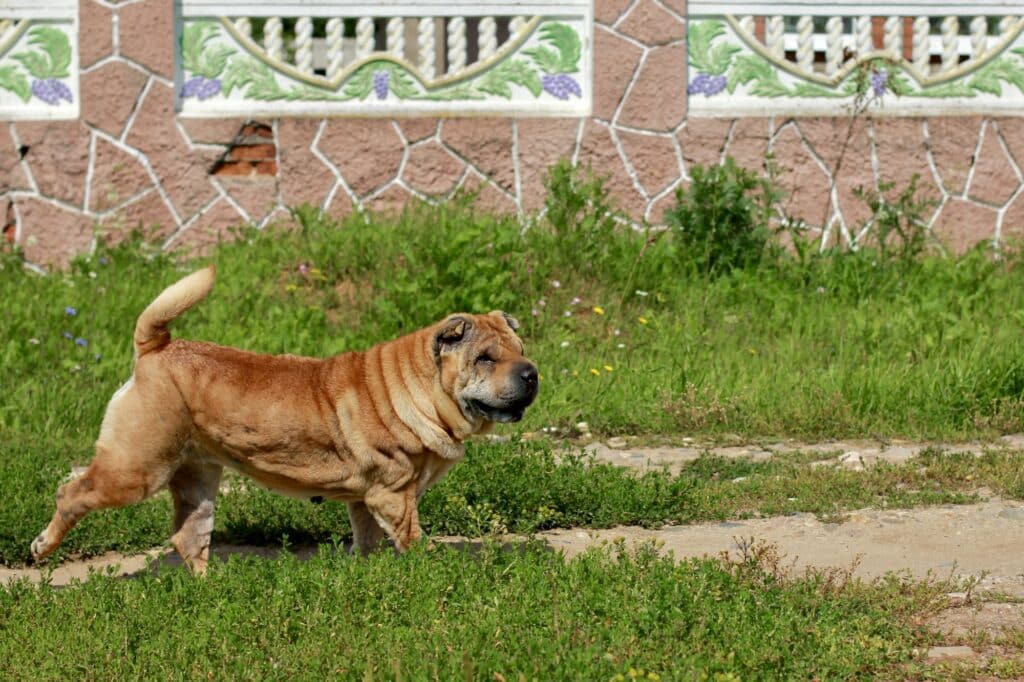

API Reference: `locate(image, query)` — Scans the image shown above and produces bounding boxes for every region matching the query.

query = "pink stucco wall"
[2,0,1023,267]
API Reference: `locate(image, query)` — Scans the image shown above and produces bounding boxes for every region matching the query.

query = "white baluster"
[825,16,844,75]
[510,16,527,35]
[326,18,344,79]
[447,17,467,74]
[386,17,404,58]
[233,17,251,39]
[479,17,498,60]
[883,16,901,57]
[356,17,375,58]
[418,17,436,79]
[912,16,930,74]
[854,16,872,56]
[264,16,283,61]
[940,16,959,73]
[969,16,987,59]
[295,17,313,74]
[766,16,784,60]
[999,16,1016,36]
[738,15,755,36]
[795,16,813,71]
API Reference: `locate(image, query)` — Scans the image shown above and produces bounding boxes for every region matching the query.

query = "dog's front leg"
[363,483,421,553]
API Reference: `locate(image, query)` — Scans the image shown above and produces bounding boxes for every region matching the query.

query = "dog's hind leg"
[346,501,390,556]
[168,451,222,575]
[31,375,189,562]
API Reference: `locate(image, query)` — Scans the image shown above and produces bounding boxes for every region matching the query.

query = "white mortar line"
[571,117,585,166]
[610,42,647,127]
[82,132,97,213]
[992,120,1024,183]
[211,176,252,223]
[920,119,950,214]
[511,118,523,215]
[719,119,737,165]
[612,0,640,30]
[960,119,988,201]
[8,124,40,195]
[90,124,183,227]
[610,126,651,201]
[120,74,153,145]
[993,183,1024,245]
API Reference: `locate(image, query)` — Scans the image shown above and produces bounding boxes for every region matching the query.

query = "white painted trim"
[689,1,1023,16]
[180,0,589,18]
[0,1,76,20]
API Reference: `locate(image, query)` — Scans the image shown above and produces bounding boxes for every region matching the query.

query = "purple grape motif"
[687,73,727,97]
[373,71,389,100]
[31,79,73,105]
[541,73,582,100]
[181,76,222,101]
[870,70,887,97]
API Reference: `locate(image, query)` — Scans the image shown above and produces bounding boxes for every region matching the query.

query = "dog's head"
[433,311,538,425]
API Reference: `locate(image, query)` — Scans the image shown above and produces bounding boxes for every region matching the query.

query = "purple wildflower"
[298,263,309,276]
[98,256,109,266]
[373,71,389,100]
[32,79,73,105]
[688,73,727,97]
[75,337,88,347]
[541,73,582,100]
[65,306,77,316]
[62,331,73,340]
[870,70,887,97]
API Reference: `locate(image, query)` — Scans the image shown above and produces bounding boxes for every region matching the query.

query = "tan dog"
[31,266,538,572]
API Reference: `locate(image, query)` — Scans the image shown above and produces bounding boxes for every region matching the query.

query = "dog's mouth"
[469,398,530,423]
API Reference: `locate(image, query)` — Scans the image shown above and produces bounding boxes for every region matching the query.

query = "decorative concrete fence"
[1,0,1024,267]
[178,0,592,116]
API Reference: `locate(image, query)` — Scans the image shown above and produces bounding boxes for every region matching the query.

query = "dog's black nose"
[519,364,538,386]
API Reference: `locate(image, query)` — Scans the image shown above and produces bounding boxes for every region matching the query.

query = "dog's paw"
[30,532,53,561]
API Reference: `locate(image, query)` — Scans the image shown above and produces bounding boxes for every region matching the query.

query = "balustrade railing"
[687,0,1024,115]
[176,0,592,116]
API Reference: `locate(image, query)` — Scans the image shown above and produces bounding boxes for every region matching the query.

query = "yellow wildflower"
[284,283,299,292]
[589,368,600,376]
[604,364,614,372]
[593,306,605,315]
[638,316,648,325]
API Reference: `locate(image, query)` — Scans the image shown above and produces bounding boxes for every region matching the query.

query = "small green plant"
[853,174,939,262]
[664,157,780,275]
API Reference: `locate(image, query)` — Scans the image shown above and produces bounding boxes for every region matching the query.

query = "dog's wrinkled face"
[434,311,538,424]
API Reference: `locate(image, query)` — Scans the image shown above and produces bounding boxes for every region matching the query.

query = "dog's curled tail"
[134,265,217,357]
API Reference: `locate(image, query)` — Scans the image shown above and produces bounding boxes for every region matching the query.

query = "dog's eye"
[476,353,495,365]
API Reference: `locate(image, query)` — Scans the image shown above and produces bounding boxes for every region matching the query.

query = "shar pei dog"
[31,266,538,572]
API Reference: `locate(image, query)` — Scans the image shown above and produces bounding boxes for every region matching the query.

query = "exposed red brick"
[225,143,276,162]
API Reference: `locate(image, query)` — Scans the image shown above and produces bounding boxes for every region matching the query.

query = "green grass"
[0,541,946,680]
[4,433,1022,565]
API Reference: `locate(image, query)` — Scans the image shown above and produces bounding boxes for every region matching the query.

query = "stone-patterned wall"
[2,0,1023,267]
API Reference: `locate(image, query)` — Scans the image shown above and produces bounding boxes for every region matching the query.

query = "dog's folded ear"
[436,315,471,348]
[490,310,519,332]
